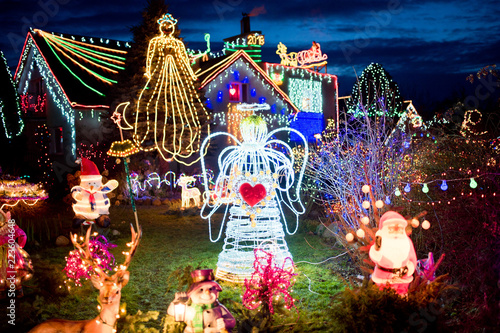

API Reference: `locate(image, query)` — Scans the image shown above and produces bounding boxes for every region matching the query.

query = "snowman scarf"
[83,189,97,211]
[192,303,213,333]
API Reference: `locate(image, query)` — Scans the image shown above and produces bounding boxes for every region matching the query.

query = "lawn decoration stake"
[71,158,118,228]
[200,115,308,282]
[167,269,236,333]
[178,176,201,210]
[0,210,32,298]
[368,211,417,295]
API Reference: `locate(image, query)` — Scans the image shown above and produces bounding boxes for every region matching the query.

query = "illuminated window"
[229,82,241,102]
[289,78,322,113]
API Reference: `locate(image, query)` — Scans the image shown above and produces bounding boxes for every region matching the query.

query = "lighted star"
[111,111,122,124]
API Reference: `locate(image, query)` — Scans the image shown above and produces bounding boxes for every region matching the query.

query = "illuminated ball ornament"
[375,200,384,209]
[394,187,401,196]
[71,158,118,228]
[440,180,448,191]
[346,233,354,242]
[362,185,370,193]
[361,216,370,225]
[411,219,419,228]
[362,200,370,209]
[356,229,365,238]
[199,115,308,282]
[422,220,430,230]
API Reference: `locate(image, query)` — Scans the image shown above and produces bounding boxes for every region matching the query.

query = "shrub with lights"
[242,248,297,319]
[63,233,116,287]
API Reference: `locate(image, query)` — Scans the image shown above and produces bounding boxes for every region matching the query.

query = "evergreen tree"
[348,63,404,118]
[0,50,24,140]
[110,0,171,105]
[0,50,26,173]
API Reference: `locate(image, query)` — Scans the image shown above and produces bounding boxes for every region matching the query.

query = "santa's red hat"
[378,211,407,230]
[80,158,100,176]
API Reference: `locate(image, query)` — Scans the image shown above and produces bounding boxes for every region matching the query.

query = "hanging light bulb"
[422,183,429,193]
[394,188,401,196]
[440,180,448,191]
[385,196,391,205]
[469,178,477,189]
[404,183,411,193]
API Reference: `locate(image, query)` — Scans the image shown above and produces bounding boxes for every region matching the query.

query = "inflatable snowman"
[71,158,118,228]
[369,211,417,295]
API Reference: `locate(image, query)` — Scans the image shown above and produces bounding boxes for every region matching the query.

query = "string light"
[0,51,24,139]
[348,63,403,118]
[120,13,209,165]
[242,248,297,314]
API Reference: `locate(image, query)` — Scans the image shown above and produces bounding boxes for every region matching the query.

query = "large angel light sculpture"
[200,115,308,282]
[117,13,209,165]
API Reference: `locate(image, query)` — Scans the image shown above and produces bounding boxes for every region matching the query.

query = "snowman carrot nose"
[204,289,210,294]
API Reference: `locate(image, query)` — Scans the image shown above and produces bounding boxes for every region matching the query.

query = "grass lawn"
[2,203,348,332]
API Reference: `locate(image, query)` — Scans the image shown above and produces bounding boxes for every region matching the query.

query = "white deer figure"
[28,224,142,333]
[178,176,201,209]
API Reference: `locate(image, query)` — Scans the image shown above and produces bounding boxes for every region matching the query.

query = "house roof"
[14,29,130,109]
[196,50,300,114]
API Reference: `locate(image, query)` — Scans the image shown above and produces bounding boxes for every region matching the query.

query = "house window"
[50,127,63,154]
[228,82,241,102]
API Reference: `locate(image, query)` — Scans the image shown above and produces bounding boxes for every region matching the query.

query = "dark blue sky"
[1,0,499,114]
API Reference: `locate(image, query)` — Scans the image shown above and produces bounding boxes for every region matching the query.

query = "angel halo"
[200,114,308,282]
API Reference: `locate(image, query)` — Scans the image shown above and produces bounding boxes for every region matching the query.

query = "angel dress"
[0,222,33,296]
[200,115,308,282]
[129,17,208,164]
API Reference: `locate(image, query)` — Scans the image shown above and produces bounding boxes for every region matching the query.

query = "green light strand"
[44,38,106,96]
[50,38,126,71]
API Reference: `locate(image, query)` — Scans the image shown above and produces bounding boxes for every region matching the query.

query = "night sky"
[1,0,499,115]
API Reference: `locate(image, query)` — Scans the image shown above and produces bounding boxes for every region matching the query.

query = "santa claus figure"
[369,211,417,295]
[71,158,118,228]
[167,269,235,333]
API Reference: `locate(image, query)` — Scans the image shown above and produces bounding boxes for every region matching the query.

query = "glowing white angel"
[200,115,308,282]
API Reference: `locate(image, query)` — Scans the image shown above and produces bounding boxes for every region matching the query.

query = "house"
[195,14,338,144]
[14,29,130,180]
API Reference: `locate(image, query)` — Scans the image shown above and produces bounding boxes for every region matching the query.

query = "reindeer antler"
[70,227,110,280]
[118,223,142,272]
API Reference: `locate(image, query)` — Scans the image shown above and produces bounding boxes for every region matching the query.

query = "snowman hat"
[80,158,101,177]
[378,211,407,230]
[187,269,222,296]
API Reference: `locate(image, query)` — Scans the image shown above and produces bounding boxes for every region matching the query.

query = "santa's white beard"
[379,235,411,268]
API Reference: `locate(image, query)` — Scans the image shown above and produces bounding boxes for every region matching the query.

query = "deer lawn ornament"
[28,224,142,333]
[178,176,201,209]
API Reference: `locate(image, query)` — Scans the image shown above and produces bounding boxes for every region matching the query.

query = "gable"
[196,50,299,114]
[15,30,129,109]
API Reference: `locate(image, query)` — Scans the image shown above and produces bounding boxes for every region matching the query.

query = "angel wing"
[264,127,309,235]
[200,132,241,242]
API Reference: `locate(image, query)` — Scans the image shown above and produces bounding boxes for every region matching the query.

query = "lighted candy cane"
[200,115,308,282]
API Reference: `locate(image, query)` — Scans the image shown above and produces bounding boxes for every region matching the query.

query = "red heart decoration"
[239,183,266,207]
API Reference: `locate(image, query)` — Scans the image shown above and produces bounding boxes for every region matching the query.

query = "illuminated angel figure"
[200,115,308,282]
[120,13,209,165]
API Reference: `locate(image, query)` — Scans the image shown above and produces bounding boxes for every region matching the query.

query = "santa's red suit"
[369,211,417,295]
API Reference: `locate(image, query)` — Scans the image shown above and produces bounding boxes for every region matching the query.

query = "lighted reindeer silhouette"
[28,224,142,333]
[178,176,201,209]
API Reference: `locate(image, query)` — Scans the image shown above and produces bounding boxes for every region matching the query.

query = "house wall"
[201,58,296,170]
